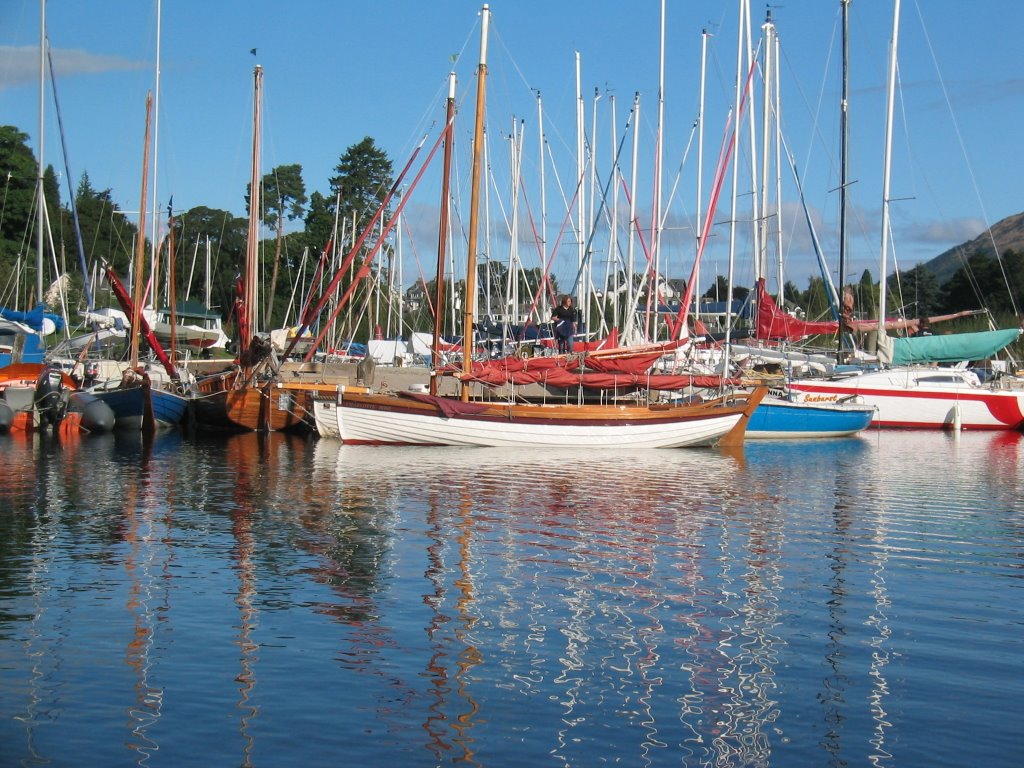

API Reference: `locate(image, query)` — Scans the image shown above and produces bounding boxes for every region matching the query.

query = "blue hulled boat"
[745,394,875,439]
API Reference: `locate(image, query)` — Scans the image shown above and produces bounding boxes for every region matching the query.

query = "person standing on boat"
[552,295,577,355]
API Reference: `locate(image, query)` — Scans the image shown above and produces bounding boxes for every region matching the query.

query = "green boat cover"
[892,328,1020,364]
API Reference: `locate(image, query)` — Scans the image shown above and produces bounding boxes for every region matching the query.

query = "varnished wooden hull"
[189,379,320,433]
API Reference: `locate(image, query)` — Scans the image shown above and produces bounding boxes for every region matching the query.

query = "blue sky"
[2,0,1022,297]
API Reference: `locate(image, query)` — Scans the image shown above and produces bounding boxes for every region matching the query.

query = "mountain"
[923,211,1024,284]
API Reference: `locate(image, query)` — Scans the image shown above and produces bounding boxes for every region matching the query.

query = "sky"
[2,0,1023,298]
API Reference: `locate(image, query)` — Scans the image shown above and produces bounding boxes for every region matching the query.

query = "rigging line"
[46,40,93,312]
[910,0,1017,317]
[565,109,635,296]
[492,27,578,161]
[659,120,698,253]
[304,121,454,361]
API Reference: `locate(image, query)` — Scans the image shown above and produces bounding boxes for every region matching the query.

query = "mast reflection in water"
[0,430,1022,766]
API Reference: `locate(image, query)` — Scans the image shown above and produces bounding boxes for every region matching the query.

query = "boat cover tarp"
[399,391,491,417]
[892,328,1020,365]
[0,304,65,333]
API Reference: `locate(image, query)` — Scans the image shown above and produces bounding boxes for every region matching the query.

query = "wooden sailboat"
[189,64,320,433]
[89,92,188,432]
[331,5,765,448]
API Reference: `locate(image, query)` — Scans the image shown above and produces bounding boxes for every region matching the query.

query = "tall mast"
[36,0,46,305]
[694,28,709,326]
[575,51,584,301]
[772,22,784,295]
[743,0,760,284]
[431,72,456,395]
[838,0,851,363]
[758,10,774,283]
[625,91,640,343]
[536,91,547,320]
[461,4,489,402]
[609,93,619,330]
[653,0,666,340]
[245,65,263,352]
[149,0,162,307]
[724,0,749,374]
[878,0,900,337]
[131,93,153,370]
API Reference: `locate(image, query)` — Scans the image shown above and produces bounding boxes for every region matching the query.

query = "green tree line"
[0,125,396,348]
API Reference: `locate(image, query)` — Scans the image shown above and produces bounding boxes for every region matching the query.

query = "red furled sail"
[755,278,839,341]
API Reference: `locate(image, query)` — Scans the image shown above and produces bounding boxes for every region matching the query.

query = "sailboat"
[668,4,875,440]
[0,4,115,436]
[189,64,324,433]
[329,5,765,449]
[786,0,1024,430]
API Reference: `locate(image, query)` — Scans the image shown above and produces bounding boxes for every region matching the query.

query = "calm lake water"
[1,428,1022,767]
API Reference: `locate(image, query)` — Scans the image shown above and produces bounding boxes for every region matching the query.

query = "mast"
[609,93,619,331]
[149,0,162,307]
[653,0,665,340]
[36,0,46,305]
[131,93,153,370]
[694,28,709,328]
[624,91,640,343]
[536,91,547,322]
[168,201,177,363]
[758,9,774,283]
[837,0,851,364]
[724,0,749,375]
[244,64,263,359]
[878,0,900,340]
[461,4,490,402]
[431,72,456,396]
[575,51,584,304]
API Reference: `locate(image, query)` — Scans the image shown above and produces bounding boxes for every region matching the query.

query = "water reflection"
[1,431,1022,766]
[312,442,753,765]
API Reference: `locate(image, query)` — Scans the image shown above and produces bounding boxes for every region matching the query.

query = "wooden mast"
[168,201,177,364]
[460,4,489,402]
[431,72,457,396]
[130,92,153,371]
[243,64,263,371]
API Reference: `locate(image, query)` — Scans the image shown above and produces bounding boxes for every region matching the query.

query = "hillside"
[925,211,1024,283]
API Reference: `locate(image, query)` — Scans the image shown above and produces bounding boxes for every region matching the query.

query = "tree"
[0,126,44,305]
[857,269,876,320]
[701,275,748,303]
[171,206,247,322]
[803,276,830,321]
[891,263,940,319]
[260,164,307,327]
[329,137,394,236]
[302,191,334,256]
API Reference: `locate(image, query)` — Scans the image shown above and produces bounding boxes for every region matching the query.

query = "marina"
[1,429,1021,766]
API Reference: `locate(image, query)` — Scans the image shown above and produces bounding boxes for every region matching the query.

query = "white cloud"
[906,217,986,245]
[0,45,145,90]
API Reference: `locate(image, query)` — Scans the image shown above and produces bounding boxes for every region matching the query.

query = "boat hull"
[788,368,1024,430]
[745,396,875,439]
[313,397,341,438]
[334,389,764,448]
[190,379,318,433]
[91,383,188,431]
